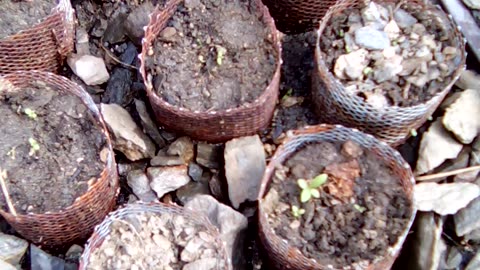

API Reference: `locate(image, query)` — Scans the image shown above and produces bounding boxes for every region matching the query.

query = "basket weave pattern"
[0,71,119,247]
[139,0,282,142]
[257,125,417,270]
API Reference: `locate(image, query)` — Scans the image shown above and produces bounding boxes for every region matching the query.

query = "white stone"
[443,89,480,144]
[384,20,401,40]
[455,70,480,90]
[334,49,369,80]
[0,233,28,265]
[127,169,157,202]
[147,165,190,198]
[463,0,480,9]
[394,8,418,28]
[416,119,463,174]
[100,103,156,161]
[67,54,110,85]
[414,182,480,215]
[454,198,480,236]
[0,260,16,270]
[355,26,390,50]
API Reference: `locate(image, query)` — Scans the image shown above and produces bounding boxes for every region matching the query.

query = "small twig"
[416,165,480,181]
[0,169,17,216]
[99,38,137,70]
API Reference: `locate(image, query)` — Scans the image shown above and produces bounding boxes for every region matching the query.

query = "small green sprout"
[353,204,367,213]
[410,129,418,137]
[28,138,40,156]
[216,46,227,66]
[345,45,352,53]
[298,174,328,203]
[291,205,305,218]
[363,67,373,76]
[282,88,294,100]
[338,29,345,38]
[427,116,433,121]
[392,40,398,46]
[24,108,37,120]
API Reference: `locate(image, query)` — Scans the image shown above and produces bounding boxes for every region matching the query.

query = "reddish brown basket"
[0,71,119,247]
[139,0,282,143]
[79,202,233,270]
[312,0,466,146]
[262,0,339,34]
[257,124,417,270]
[0,0,75,75]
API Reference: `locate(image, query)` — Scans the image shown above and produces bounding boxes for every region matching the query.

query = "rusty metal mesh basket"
[0,71,119,247]
[79,202,233,270]
[312,0,466,146]
[261,0,339,34]
[0,0,75,75]
[257,124,417,270]
[139,0,282,143]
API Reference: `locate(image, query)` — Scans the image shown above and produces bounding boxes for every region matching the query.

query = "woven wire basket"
[262,0,339,34]
[79,202,233,270]
[257,124,417,270]
[0,0,75,75]
[312,0,466,146]
[139,0,282,142]
[0,71,119,247]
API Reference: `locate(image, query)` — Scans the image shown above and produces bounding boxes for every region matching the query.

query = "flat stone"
[127,169,157,202]
[463,0,480,9]
[373,55,403,83]
[103,12,128,44]
[355,26,390,50]
[185,195,248,268]
[148,165,190,198]
[456,70,480,90]
[124,2,155,45]
[30,245,65,270]
[466,251,480,270]
[100,104,156,161]
[188,163,203,182]
[167,137,194,164]
[225,135,266,209]
[394,8,418,28]
[454,197,480,236]
[0,260,15,270]
[67,54,110,86]
[196,143,222,169]
[361,1,388,28]
[414,182,480,215]
[134,99,166,148]
[334,49,369,80]
[416,119,463,174]
[384,20,400,40]
[443,246,463,270]
[443,89,480,144]
[150,153,185,167]
[0,233,28,265]
[176,180,210,205]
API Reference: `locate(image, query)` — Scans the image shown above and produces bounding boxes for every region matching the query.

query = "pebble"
[354,26,390,50]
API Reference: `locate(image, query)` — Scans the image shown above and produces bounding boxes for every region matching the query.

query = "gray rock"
[0,260,15,270]
[127,169,157,202]
[394,8,418,28]
[443,89,480,144]
[334,49,369,80]
[67,54,110,86]
[455,70,480,90]
[167,137,194,163]
[463,0,480,9]
[100,103,156,161]
[30,245,65,270]
[188,163,204,182]
[184,0,202,9]
[225,135,266,209]
[65,244,83,261]
[373,55,403,83]
[209,173,225,202]
[185,195,248,269]
[0,233,28,265]
[135,99,166,148]
[416,119,463,174]
[355,26,390,50]
[361,2,388,28]
[75,27,90,55]
[443,246,462,269]
[148,165,190,198]
[196,143,222,169]
[454,197,480,236]
[466,251,480,270]
[151,153,185,166]
[103,12,128,44]
[465,228,480,242]
[176,181,210,205]
[183,258,218,270]
[124,2,155,45]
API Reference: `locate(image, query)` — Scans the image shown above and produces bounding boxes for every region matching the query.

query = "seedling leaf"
[310,189,320,198]
[310,174,328,188]
[300,189,311,203]
[353,204,367,213]
[297,179,308,189]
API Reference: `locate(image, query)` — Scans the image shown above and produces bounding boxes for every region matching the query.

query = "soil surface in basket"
[265,140,412,267]
[147,0,276,112]
[0,82,106,214]
[86,211,227,269]
[0,0,56,39]
[319,1,462,108]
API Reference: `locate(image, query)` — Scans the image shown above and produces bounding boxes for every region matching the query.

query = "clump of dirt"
[147,0,276,112]
[265,140,412,267]
[320,1,462,108]
[0,82,106,214]
[0,0,57,39]
[86,211,227,270]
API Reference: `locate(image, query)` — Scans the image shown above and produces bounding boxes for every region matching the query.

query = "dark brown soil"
[147,0,276,112]
[266,141,412,267]
[0,0,56,39]
[319,2,460,107]
[0,82,106,214]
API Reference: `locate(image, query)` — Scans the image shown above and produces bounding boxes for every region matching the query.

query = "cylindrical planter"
[139,0,282,142]
[312,0,466,146]
[79,202,232,270]
[0,71,118,247]
[257,125,417,270]
[0,0,75,75]
[261,0,338,34]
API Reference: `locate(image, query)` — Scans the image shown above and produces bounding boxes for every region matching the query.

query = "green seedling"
[410,129,418,137]
[298,174,328,203]
[353,204,367,213]
[427,116,433,121]
[363,67,373,76]
[24,108,37,120]
[28,138,40,156]
[345,45,352,53]
[338,29,345,38]
[216,46,227,66]
[282,88,294,100]
[291,205,305,218]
